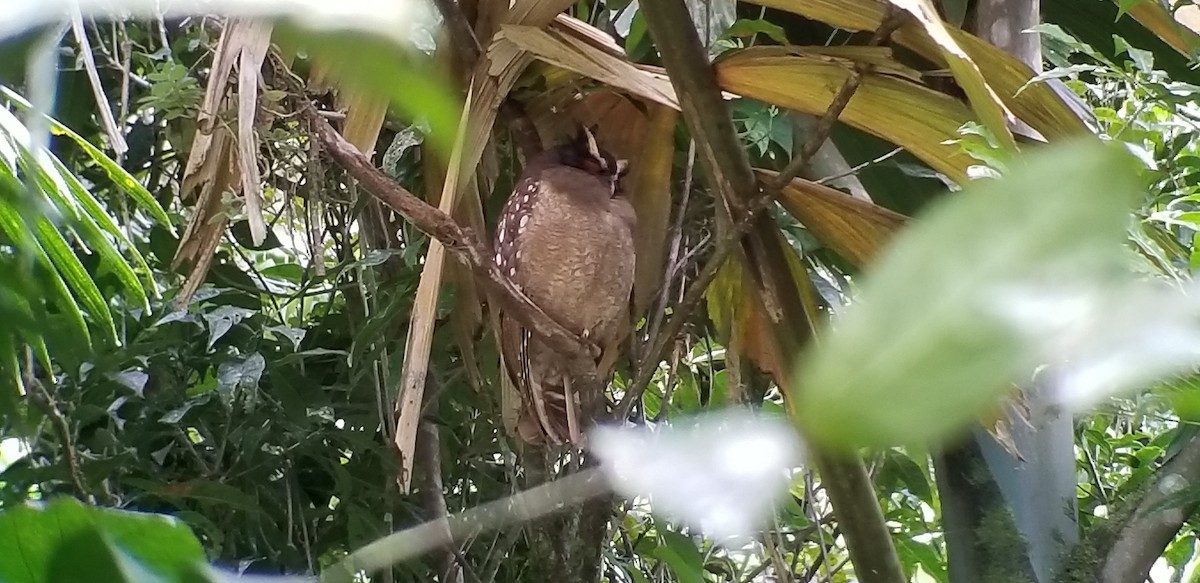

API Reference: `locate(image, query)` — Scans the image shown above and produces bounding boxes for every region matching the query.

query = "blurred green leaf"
[793,138,1142,449]
[0,497,205,583]
[47,526,171,583]
[271,26,460,159]
[654,530,705,583]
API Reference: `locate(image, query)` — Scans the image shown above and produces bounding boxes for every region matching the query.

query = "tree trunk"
[938,3,1081,582]
[519,448,612,583]
[934,432,1038,583]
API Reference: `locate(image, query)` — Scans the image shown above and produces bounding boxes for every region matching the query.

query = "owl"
[493,126,636,447]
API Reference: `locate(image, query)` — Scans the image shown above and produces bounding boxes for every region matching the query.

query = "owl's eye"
[582,158,606,175]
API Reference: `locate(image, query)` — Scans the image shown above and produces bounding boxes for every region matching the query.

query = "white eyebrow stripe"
[584,128,600,160]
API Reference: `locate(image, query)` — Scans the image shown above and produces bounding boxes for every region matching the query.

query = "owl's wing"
[500,313,568,444]
[494,173,537,393]
[497,313,530,439]
[498,314,527,395]
[495,174,568,444]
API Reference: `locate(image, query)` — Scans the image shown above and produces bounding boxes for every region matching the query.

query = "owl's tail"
[499,315,587,446]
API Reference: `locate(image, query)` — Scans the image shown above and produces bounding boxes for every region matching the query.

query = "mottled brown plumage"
[493,127,636,447]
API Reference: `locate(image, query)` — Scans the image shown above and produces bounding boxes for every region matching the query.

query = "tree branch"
[615,194,771,419]
[304,106,597,386]
[324,468,610,583]
[637,3,906,583]
[638,1,759,217]
[1096,434,1200,583]
[769,6,905,190]
[417,376,466,583]
[621,5,907,417]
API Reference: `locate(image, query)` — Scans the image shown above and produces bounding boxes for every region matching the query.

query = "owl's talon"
[576,329,601,359]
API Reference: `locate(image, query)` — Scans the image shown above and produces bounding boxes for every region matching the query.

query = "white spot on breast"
[509,266,517,277]
[494,252,502,264]
[519,215,529,229]
[498,229,506,243]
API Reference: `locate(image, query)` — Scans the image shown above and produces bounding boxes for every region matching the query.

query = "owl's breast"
[514,172,636,336]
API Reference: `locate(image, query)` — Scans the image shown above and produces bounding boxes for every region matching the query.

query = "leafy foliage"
[4,1,1200,582]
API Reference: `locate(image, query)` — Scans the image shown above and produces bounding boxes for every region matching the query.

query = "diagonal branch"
[618,7,907,416]
[305,106,596,384]
[769,5,905,190]
[1092,434,1200,583]
[636,3,907,583]
[324,468,610,583]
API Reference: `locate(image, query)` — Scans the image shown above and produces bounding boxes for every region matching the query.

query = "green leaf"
[49,155,156,301]
[1044,0,1200,84]
[654,530,705,583]
[202,305,257,349]
[723,19,789,44]
[792,138,1142,449]
[0,86,174,229]
[216,353,266,408]
[1114,35,1154,73]
[30,212,117,343]
[122,478,266,516]
[259,263,305,282]
[1115,0,1150,20]
[48,526,171,583]
[0,204,91,347]
[8,131,152,313]
[895,537,948,582]
[0,497,206,583]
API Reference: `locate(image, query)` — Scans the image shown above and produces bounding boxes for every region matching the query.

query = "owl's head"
[555,126,629,195]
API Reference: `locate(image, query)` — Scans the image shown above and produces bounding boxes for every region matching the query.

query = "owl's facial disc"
[564,126,629,193]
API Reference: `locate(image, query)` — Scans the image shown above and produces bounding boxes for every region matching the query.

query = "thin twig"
[70,8,127,155]
[645,139,696,349]
[87,22,151,88]
[24,357,105,504]
[651,342,683,424]
[479,528,521,583]
[762,523,796,583]
[806,469,833,578]
[769,6,905,190]
[417,396,466,583]
[815,147,903,186]
[614,193,774,420]
[815,556,852,583]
